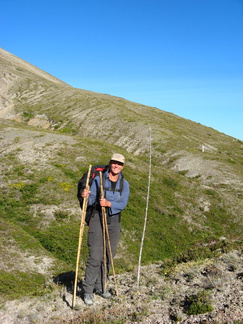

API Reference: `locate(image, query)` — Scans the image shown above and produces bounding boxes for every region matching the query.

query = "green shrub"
[184,291,213,315]
[33,222,88,266]
[20,183,39,203]
[204,189,217,196]
[163,177,179,189]
[54,210,70,220]
[0,270,47,300]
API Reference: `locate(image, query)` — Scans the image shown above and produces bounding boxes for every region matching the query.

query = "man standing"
[81,153,130,305]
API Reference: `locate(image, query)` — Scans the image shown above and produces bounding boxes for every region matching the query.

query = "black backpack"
[77,165,124,225]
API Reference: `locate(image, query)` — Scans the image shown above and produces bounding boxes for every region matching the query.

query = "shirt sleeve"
[88,176,100,206]
[107,179,130,215]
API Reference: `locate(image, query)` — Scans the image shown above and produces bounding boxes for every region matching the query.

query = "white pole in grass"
[137,126,152,288]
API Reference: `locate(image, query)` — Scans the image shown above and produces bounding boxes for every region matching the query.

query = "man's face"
[110,160,124,175]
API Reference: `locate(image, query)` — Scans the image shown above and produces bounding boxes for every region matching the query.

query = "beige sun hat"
[110,153,125,164]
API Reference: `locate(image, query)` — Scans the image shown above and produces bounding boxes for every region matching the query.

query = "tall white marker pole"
[137,127,152,288]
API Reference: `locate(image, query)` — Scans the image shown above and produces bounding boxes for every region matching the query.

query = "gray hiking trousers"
[82,211,121,294]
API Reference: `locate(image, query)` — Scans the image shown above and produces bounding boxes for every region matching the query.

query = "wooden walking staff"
[99,171,118,296]
[72,164,92,309]
[99,171,107,292]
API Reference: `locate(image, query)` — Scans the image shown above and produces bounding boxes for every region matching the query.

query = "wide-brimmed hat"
[110,153,125,164]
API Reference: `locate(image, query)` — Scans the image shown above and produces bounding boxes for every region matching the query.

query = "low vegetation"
[0,120,242,302]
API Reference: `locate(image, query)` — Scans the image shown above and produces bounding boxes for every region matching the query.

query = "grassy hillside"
[0,48,242,301]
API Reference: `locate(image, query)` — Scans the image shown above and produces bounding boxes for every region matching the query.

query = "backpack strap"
[103,173,124,195]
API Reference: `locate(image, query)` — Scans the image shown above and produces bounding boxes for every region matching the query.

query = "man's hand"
[100,198,111,208]
[81,189,90,198]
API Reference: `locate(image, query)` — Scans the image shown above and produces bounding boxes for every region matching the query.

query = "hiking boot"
[84,293,94,306]
[96,289,111,299]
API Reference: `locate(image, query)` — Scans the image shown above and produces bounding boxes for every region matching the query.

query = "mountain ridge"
[0,48,69,86]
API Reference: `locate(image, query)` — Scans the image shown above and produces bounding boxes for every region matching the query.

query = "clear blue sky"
[1,0,243,140]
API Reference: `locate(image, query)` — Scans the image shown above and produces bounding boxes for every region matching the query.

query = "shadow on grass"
[53,271,84,307]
